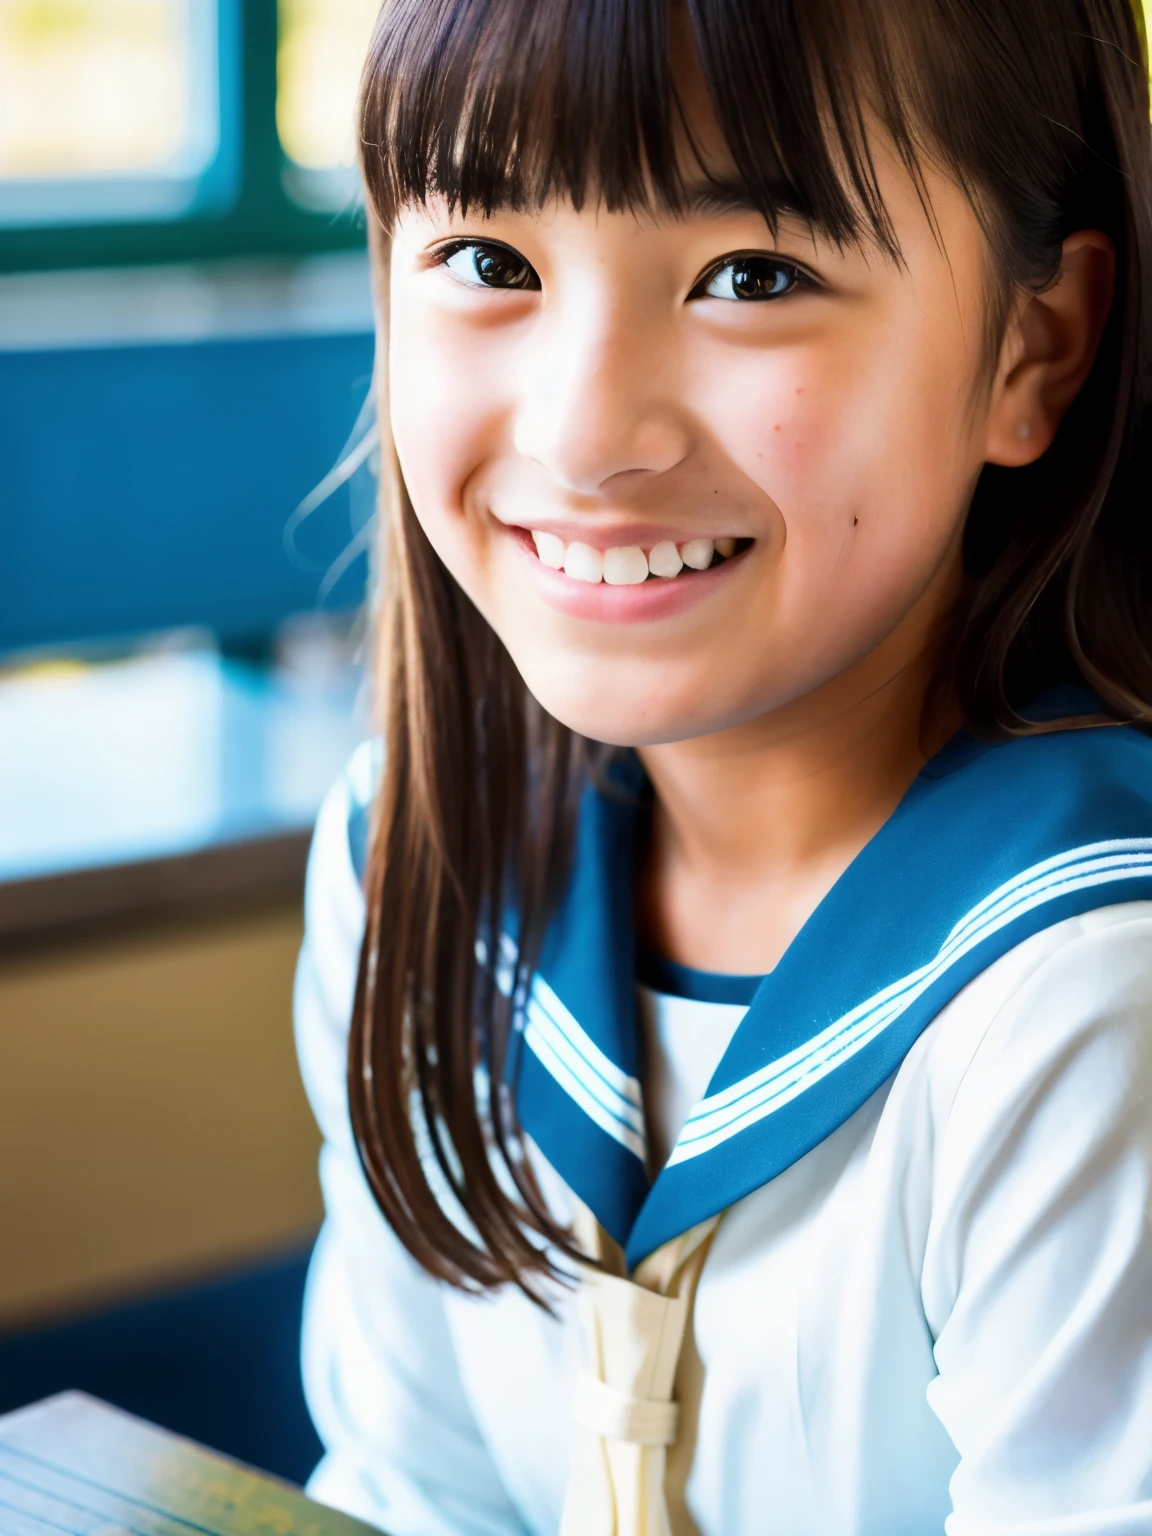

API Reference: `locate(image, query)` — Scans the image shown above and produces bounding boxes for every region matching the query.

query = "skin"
[386,128,1114,974]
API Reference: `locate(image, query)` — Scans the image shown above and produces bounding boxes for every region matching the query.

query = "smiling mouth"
[523,529,753,585]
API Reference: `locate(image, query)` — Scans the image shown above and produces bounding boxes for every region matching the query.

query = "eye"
[692,255,808,302]
[439,240,539,291]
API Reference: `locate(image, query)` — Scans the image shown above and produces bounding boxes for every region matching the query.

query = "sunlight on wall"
[277,0,380,170]
[0,0,197,179]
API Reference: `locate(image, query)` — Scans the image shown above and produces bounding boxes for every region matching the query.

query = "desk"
[0,646,363,948]
[0,1392,377,1535]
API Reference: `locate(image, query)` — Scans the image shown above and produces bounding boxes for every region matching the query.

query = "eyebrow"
[681,179,761,216]
[679,177,807,227]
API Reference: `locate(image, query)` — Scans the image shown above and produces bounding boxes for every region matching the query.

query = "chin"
[524,687,652,747]
[512,655,723,749]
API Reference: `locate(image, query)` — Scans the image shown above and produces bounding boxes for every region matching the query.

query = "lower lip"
[509,531,752,624]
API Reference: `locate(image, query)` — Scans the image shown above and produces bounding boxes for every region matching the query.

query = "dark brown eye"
[694,256,803,301]
[443,241,539,290]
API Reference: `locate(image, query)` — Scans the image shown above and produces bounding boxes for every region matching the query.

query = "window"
[277,0,380,210]
[0,0,377,660]
[0,0,232,227]
[0,0,371,273]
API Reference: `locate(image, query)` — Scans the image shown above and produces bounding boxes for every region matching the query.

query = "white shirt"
[635,980,747,1173]
[296,752,1152,1535]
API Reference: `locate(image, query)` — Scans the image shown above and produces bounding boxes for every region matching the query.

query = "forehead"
[359,0,923,259]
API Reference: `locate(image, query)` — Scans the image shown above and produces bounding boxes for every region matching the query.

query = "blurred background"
[0,0,380,1482]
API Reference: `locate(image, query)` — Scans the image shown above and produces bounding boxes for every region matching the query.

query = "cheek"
[700,316,978,585]
[387,299,506,582]
[714,333,971,500]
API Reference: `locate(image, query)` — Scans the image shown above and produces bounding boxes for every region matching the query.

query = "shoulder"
[915,900,1152,1130]
[900,900,1152,1325]
[295,741,381,1145]
[909,904,1152,1483]
[873,901,1152,1241]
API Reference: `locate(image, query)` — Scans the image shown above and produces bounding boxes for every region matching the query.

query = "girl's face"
[387,146,1005,747]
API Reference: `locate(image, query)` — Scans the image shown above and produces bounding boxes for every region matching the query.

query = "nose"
[512,294,690,495]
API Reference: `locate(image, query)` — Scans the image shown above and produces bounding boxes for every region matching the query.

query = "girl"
[295,0,1152,1531]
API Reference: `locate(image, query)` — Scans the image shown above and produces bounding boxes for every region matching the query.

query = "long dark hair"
[348,0,1152,1297]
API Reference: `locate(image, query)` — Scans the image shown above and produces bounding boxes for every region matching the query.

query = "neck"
[636,627,962,976]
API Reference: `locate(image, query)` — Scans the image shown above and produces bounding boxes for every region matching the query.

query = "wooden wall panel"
[0,907,322,1326]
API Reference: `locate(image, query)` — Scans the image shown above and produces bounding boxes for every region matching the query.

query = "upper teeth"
[531,532,739,585]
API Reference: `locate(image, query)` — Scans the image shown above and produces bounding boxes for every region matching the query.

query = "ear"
[985,230,1116,467]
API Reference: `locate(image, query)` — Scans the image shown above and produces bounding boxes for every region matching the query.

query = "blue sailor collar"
[507,697,1152,1269]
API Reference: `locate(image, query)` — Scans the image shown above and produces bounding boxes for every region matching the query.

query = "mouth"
[516,528,754,585]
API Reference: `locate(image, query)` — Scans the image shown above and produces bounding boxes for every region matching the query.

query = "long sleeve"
[921,906,1152,1535]
[295,751,530,1536]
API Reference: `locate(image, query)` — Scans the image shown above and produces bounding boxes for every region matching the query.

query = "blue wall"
[0,1246,322,1483]
[0,330,375,654]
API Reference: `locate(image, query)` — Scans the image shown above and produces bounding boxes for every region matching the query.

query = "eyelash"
[430,240,816,303]
[688,253,815,303]
[432,240,540,291]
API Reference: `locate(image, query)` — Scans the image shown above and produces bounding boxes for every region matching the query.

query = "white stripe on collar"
[668,838,1152,1166]
[524,975,647,1162]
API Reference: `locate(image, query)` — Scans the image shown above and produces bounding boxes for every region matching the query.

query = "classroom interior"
[0,0,380,1483]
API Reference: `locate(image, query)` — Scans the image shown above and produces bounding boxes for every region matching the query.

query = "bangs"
[358,0,919,255]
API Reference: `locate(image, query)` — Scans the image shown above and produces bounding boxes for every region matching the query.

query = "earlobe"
[985,230,1116,468]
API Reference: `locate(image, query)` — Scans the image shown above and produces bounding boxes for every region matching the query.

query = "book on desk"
[0,1392,380,1536]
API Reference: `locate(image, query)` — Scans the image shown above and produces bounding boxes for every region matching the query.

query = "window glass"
[276,0,378,171]
[0,0,223,225]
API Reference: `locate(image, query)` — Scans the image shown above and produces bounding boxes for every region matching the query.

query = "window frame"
[0,0,365,275]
